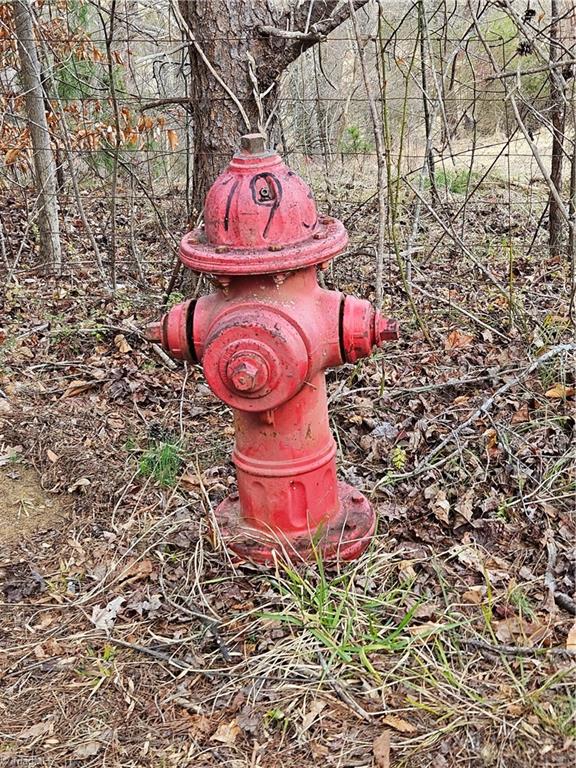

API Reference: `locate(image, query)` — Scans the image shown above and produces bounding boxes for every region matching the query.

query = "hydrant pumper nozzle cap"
[145,321,162,343]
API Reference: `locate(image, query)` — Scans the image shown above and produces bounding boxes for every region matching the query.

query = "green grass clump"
[138,439,182,487]
[426,168,482,194]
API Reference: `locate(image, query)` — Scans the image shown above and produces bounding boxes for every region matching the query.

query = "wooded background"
[2,0,575,302]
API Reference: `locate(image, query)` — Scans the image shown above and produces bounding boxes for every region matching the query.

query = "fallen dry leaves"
[381,714,417,734]
[373,730,391,768]
[61,379,99,398]
[444,329,474,350]
[545,383,575,399]
[210,718,241,746]
[90,595,124,631]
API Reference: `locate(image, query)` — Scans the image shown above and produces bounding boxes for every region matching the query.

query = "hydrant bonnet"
[180,133,348,275]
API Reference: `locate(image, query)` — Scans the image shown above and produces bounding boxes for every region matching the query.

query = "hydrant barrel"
[148,134,399,565]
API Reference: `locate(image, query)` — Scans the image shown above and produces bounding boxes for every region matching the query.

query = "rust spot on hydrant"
[147,133,399,566]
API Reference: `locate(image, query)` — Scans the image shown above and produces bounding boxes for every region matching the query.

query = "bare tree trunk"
[175,0,368,215]
[101,0,121,290]
[418,0,437,204]
[12,0,62,274]
[549,0,566,259]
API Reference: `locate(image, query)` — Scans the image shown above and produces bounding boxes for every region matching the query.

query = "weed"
[138,439,182,487]
[508,586,535,620]
[165,291,185,310]
[259,556,422,680]
[390,446,407,470]
[340,124,372,154]
[494,500,511,522]
[425,168,482,194]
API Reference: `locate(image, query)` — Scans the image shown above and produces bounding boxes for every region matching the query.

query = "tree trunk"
[12,0,62,274]
[177,0,369,216]
[549,0,566,260]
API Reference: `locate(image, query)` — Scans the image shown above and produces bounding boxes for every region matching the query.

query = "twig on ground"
[151,342,177,370]
[545,531,576,616]
[317,653,374,721]
[411,282,509,340]
[158,568,232,661]
[466,638,576,658]
[108,636,223,677]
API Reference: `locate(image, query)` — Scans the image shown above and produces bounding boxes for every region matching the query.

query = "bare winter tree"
[175,0,369,212]
[549,0,576,260]
[12,0,61,273]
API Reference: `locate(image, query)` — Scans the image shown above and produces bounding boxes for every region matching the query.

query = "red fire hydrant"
[148,134,398,564]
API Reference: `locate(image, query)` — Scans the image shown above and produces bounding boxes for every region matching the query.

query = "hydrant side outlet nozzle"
[148,134,399,565]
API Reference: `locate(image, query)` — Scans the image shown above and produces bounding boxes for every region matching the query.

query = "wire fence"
[0,0,574,324]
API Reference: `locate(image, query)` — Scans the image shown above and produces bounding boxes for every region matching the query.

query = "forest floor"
[0,173,575,768]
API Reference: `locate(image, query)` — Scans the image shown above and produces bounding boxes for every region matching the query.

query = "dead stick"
[412,343,575,472]
[466,638,576,659]
[545,531,576,616]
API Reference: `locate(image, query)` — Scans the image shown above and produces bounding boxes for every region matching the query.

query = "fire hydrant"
[148,134,398,564]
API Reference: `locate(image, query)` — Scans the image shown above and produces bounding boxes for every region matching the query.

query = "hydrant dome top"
[180,133,348,275]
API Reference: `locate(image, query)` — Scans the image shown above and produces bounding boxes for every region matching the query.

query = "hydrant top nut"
[239,133,267,155]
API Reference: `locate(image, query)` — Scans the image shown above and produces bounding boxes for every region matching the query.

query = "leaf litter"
[0,189,574,768]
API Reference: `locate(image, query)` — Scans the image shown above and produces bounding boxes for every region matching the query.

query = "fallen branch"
[545,532,576,616]
[159,569,231,661]
[108,637,224,678]
[317,652,374,721]
[466,638,576,659]
[151,342,177,370]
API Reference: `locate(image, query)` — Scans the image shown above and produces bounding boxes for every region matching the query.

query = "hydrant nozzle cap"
[239,133,267,156]
[375,315,400,343]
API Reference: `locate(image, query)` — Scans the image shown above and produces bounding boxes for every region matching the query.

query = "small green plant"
[494,500,510,522]
[340,124,372,155]
[259,555,422,680]
[390,446,407,470]
[265,708,287,727]
[75,644,118,690]
[138,439,182,487]
[165,291,185,310]
[426,168,481,194]
[541,313,571,345]
[509,586,535,620]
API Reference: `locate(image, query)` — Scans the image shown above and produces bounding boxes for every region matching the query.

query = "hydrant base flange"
[215,481,376,565]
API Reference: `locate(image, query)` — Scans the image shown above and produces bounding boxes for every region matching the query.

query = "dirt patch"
[0,463,67,544]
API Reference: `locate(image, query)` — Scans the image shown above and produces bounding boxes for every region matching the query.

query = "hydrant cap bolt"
[227,353,268,393]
